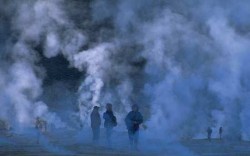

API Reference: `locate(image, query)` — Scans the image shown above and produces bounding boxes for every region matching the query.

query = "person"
[207,127,212,142]
[0,119,10,131]
[219,127,223,140]
[35,117,47,144]
[103,103,117,145]
[0,119,12,137]
[125,104,143,150]
[90,106,101,142]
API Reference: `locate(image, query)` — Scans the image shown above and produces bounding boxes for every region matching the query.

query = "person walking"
[103,103,117,145]
[90,106,101,142]
[219,127,223,140]
[35,117,47,144]
[207,127,212,142]
[125,104,143,150]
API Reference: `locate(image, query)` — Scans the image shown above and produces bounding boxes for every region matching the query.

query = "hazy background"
[0,0,250,141]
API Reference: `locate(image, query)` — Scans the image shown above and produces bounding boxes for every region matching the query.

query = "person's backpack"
[112,115,117,127]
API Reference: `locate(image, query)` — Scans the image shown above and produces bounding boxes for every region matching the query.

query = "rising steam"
[0,0,250,141]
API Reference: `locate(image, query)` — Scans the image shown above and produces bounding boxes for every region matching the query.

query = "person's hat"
[94,103,100,108]
[106,103,112,107]
[132,104,139,109]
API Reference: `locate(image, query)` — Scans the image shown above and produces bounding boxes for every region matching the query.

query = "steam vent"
[1,0,250,155]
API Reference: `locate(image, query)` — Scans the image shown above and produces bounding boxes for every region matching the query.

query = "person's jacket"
[103,111,117,128]
[91,110,101,128]
[125,111,143,132]
[207,128,212,134]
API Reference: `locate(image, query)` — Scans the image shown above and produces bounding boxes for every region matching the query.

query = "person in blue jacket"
[125,104,143,150]
[103,103,117,145]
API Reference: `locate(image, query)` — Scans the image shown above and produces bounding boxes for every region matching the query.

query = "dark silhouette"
[90,106,101,142]
[207,127,212,142]
[0,119,10,131]
[125,104,143,150]
[103,103,117,145]
[219,127,223,140]
[35,117,47,144]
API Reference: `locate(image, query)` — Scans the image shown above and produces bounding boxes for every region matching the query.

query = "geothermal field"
[1,129,250,156]
[1,0,250,155]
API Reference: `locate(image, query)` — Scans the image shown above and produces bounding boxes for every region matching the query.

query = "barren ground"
[1,129,250,156]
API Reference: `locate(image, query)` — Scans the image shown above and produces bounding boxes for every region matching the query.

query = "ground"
[1,129,250,156]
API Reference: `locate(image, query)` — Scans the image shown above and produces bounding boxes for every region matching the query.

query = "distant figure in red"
[207,127,212,142]
[90,106,101,142]
[219,127,223,140]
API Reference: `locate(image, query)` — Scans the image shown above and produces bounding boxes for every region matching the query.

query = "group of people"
[90,103,143,149]
[207,126,223,141]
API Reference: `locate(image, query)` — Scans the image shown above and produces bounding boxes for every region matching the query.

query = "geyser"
[0,0,250,142]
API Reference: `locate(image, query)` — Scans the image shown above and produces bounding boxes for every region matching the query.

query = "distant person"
[125,104,143,150]
[0,119,10,131]
[103,103,117,145]
[207,127,212,142]
[0,119,12,137]
[35,117,47,144]
[219,127,223,140]
[90,106,101,142]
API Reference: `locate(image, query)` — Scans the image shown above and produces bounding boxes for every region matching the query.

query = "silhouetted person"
[219,127,223,140]
[35,117,47,144]
[91,106,101,142]
[125,104,143,150]
[207,127,212,142]
[0,119,10,131]
[0,119,12,137]
[103,103,117,145]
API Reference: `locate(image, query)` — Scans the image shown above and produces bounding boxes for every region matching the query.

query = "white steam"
[0,0,250,143]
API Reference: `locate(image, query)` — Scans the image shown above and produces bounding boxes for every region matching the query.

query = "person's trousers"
[105,128,113,145]
[92,127,100,141]
[128,130,139,146]
[208,134,211,141]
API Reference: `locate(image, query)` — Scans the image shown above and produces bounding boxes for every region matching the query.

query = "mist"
[1,0,250,153]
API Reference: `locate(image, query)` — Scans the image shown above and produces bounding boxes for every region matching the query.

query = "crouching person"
[35,117,47,144]
[125,104,143,150]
